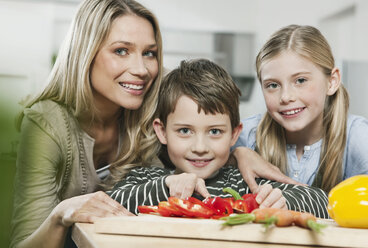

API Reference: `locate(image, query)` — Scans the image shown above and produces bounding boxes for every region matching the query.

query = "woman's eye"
[296,78,307,84]
[143,50,157,57]
[209,129,222,135]
[115,48,128,56]
[179,128,190,135]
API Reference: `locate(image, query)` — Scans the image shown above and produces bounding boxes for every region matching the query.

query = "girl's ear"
[153,118,167,145]
[327,67,341,96]
[230,123,243,147]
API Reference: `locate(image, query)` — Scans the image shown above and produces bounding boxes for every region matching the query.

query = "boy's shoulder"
[128,166,173,176]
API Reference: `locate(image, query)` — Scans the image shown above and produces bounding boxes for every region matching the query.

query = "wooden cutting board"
[94,214,368,247]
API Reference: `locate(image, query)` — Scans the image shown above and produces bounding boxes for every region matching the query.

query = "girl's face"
[90,14,158,113]
[259,51,338,142]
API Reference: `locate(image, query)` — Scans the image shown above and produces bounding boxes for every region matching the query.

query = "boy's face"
[153,95,242,179]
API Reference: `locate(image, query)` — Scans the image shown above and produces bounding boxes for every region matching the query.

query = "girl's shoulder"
[345,114,368,148]
[347,114,368,131]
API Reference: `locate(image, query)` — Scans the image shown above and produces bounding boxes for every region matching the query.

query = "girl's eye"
[209,129,222,136]
[296,78,307,84]
[115,48,128,56]
[143,50,157,57]
[178,128,191,135]
[266,82,279,89]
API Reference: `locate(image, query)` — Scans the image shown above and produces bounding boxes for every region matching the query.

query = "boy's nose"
[191,136,209,154]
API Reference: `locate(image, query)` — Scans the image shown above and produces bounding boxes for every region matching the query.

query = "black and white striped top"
[107,166,329,218]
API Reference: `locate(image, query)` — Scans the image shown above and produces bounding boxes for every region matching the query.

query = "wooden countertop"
[72,215,368,248]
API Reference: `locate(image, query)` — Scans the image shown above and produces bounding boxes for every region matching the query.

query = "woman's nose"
[129,55,148,77]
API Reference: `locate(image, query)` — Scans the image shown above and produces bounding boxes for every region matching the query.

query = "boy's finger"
[195,179,211,198]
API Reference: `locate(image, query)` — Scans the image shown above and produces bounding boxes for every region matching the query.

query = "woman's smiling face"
[90,14,158,112]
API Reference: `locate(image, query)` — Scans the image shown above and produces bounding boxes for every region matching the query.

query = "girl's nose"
[280,86,296,104]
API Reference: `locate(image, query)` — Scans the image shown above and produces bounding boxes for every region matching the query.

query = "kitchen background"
[1,0,368,246]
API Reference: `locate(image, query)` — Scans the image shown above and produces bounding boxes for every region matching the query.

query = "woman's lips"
[119,82,145,95]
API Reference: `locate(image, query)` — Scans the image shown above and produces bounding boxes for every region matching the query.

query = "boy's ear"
[327,67,341,96]
[153,118,168,145]
[230,123,243,147]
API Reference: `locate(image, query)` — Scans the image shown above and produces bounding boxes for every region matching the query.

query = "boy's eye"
[115,48,128,56]
[209,129,222,135]
[178,128,191,135]
[296,78,307,84]
[143,50,157,57]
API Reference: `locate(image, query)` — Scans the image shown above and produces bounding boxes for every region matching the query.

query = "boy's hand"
[165,173,211,199]
[254,184,287,209]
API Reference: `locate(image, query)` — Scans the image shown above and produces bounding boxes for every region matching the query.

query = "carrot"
[252,208,293,227]
[292,211,327,232]
[222,208,326,232]
[251,208,279,222]
[272,210,294,227]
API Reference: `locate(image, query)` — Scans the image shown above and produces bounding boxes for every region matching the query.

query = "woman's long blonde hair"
[255,25,349,192]
[18,0,163,188]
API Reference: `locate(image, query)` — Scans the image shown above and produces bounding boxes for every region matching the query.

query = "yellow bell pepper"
[328,175,368,228]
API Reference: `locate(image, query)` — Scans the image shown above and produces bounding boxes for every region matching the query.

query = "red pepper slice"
[168,197,214,218]
[233,199,249,213]
[138,205,159,214]
[242,193,259,212]
[203,197,233,216]
[157,201,183,217]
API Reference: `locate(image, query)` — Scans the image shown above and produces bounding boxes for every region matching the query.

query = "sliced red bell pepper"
[138,205,159,214]
[157,201,183,217]
[168,196,214,218]
[233,199,249,213]
[242,193,259,212]
[203,196,233,217]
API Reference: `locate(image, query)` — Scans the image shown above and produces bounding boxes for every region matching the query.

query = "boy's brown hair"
[156,58,241,129]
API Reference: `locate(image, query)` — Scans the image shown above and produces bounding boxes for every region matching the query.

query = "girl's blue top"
[233,114,368,185]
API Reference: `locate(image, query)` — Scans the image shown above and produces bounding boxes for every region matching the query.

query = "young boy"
[108,59,329,218]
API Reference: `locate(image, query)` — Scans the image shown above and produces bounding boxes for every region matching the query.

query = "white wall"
[0,0,367,121]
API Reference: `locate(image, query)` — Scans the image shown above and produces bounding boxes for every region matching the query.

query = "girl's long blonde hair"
[255,25,349,192]
[18,0,163,188]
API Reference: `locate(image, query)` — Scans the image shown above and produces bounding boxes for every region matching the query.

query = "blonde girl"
[234,25,368,193]
[11,0,163,247]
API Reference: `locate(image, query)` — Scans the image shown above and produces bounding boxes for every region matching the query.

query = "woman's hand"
[165,173,211,199]
[233,147,303,193]
[16,191,132,248]
[255,184,287,209]
[53,191,133,227]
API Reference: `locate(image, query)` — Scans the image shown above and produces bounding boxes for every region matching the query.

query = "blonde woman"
[11,0,163,247]
[234,25,368,193]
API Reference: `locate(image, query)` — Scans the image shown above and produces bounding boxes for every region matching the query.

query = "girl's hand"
[255,184,287,209]
[53,191,133,227]
[233,147,303,193]
[165,173,211,199]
